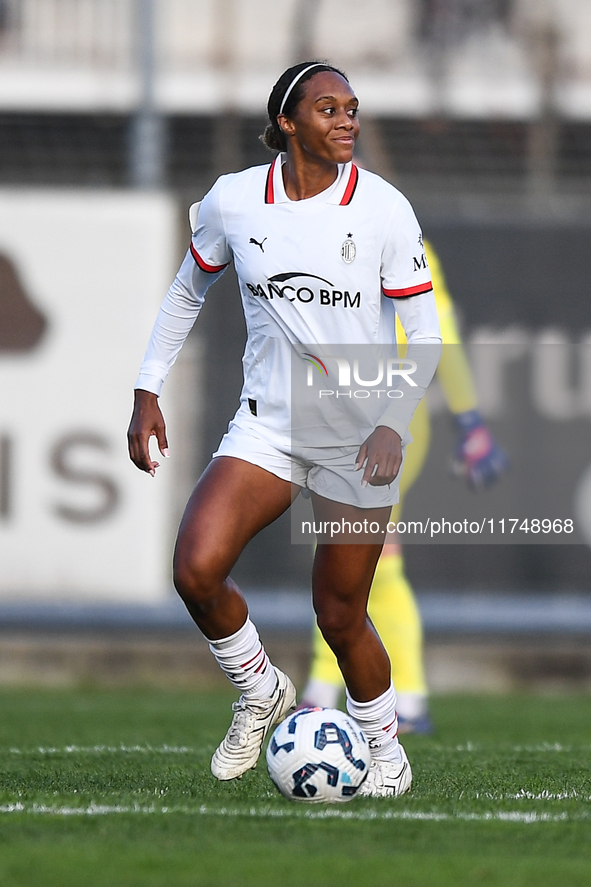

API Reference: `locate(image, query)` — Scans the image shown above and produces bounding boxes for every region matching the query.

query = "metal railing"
[0,0,587,88]
[0,0,133,68]
[0,0,588,191]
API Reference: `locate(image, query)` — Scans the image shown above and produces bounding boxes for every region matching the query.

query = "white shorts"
[213,413,402,510]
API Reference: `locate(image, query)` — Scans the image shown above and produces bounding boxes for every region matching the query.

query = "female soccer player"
[128,61,442,798]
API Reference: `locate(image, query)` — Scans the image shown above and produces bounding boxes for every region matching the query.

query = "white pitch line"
[446,743,588,753]
[3,743,589,757]
[0,802,588,823]
[5,745,200,755]
[473,790,591,801]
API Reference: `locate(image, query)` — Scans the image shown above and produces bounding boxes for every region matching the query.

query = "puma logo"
[249,237,267,253]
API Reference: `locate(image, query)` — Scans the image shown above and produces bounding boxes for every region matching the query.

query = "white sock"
[301,679,341,710]
[208,618,277,700]
[346,683,402,763]
[396,692,428,722]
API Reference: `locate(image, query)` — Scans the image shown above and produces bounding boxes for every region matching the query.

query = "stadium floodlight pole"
[426,0,460,116]
[129,0,167,189]
[291,0,321,63]
[526,19,560,200]
[211,0,241,179]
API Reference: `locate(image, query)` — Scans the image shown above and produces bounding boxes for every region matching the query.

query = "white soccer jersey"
[136,156,441,444]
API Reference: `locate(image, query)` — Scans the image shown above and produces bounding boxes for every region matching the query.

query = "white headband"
[279,63,325,115]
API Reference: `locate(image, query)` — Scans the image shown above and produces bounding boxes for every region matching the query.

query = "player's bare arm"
[355,425,403,487]
[127,388,169,476]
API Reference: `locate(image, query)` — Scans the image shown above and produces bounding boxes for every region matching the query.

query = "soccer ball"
[266,707,371,803]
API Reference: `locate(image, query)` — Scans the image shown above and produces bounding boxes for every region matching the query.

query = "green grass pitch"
[0,688,590,887]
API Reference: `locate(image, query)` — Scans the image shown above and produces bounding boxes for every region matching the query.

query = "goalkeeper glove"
[451,409,509,490]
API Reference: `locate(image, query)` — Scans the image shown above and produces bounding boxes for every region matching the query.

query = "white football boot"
[357,745,412,798]
[211,667,297,781]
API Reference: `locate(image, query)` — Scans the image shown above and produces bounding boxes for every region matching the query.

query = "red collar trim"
[339,164,359,206]
[265,158,276,204]
[265,159,357,205]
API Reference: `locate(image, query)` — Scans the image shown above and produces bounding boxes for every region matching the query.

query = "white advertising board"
[0,189,180,602]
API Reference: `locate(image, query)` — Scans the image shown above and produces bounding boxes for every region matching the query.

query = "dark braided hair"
[260,61,349,153]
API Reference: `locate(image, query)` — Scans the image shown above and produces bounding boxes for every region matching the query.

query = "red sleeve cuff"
[382,281,433,298]
[190,242,229,274]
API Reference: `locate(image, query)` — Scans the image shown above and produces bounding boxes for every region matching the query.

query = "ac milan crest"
[341,234,356,264]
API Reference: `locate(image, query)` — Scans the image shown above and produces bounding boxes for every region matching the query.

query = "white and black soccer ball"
[266,707,371,803]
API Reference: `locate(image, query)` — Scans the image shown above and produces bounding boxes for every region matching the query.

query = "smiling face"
[278,71,359,166]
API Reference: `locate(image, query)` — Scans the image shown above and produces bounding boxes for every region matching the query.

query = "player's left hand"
[355,426,402,487]
[451,409,509,490]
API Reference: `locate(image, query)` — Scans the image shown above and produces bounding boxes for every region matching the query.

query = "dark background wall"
[193,218,591,593]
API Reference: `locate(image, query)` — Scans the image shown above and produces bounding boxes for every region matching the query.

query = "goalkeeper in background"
[300,241,508,732]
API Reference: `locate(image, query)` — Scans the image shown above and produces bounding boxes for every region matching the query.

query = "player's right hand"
[127,389,169,476]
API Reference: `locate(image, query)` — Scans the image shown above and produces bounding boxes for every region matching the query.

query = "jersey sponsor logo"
[341,234,356,264]
[413,253,428,271]
[249,236,267,253]
[245,272,361,308]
